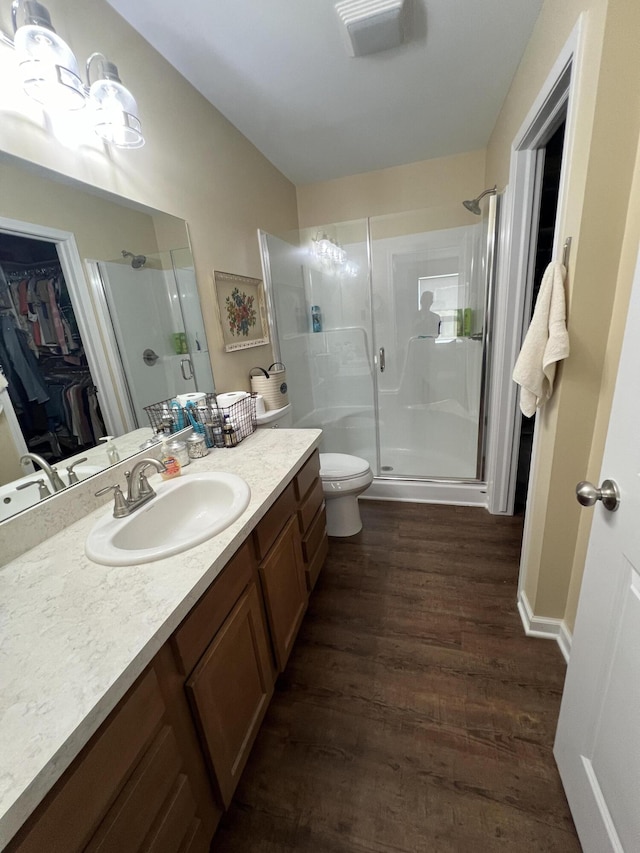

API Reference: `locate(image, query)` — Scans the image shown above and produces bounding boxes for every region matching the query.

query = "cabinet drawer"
[294,450,320,501]
[302,503,327,565]
[253,482,296,560]
[297,477,323,535]
[11,669,165,853]
[306,535,328,591]
[172,540,255,676]
[143,773,198,853]
[85,725,182,853]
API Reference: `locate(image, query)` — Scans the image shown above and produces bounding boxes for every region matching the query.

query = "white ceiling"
[106,0,543,185]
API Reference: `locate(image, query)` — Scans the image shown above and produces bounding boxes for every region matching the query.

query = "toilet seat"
[319,453,371,481]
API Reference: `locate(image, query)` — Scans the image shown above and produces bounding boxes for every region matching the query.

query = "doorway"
[0,231,106,478]
[514,120,566,512]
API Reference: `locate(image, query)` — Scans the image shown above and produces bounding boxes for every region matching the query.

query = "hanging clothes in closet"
[0,259,105,460]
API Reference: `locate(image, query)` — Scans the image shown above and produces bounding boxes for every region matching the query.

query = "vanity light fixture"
[87,53,144,149]
[1,0,144,148]
[10,0,85,110]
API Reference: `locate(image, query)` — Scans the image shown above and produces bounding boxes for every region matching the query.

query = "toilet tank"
[255,403,293,429]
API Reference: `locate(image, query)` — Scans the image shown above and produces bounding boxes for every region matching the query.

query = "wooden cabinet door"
[185,582,273,809]
[259,514,308,672]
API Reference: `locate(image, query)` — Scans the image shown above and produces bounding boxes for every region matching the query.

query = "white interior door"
[554,243,640,852]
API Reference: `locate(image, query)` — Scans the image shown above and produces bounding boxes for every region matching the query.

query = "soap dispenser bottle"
[100,436,120,464]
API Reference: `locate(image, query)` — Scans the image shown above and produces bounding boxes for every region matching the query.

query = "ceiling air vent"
[334,0,411,57]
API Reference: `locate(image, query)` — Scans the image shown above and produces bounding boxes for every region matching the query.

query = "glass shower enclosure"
[259,197,498,491]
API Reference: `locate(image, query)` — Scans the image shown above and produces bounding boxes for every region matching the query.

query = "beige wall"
[296,149,486,228]
[0,0,298,394]
[0,160,165,260]
[486,0,640,630]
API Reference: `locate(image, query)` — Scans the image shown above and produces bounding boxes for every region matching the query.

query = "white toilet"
[255,404,373,537]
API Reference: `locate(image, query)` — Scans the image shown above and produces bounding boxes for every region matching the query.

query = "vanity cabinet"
[6,450,329,853]
[184,582,273,809]
[171,539,274,811]
[258,513,308,672]
[7,662,217,853]
[253,482,308,672]
[294,450,328,591]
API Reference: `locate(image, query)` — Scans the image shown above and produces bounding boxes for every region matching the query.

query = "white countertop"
[0,428,321,849]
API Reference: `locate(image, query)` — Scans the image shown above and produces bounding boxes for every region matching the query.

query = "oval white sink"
[85,471,251,566]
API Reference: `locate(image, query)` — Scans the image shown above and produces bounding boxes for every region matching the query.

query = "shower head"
[121,249,147,269]
[462,185,497,216]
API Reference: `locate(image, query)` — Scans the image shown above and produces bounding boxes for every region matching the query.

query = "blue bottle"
[311,305,322,332]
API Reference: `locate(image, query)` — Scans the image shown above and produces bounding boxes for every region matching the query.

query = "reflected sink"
[85,471,251,566]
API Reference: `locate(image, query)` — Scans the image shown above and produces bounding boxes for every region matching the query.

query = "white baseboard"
[517,590,572,663]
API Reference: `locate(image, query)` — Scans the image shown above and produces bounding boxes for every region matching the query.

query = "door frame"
[0,215,132,436]
[486,16,583,519]
[84,259,138,432]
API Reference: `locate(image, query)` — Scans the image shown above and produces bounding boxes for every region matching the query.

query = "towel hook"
[562,237,572,269]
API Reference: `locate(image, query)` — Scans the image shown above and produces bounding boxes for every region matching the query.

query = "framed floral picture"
[213,270,270,352]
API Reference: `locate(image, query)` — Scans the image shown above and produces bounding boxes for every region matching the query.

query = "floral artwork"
[214,271,269,352]
[225,286,257,337]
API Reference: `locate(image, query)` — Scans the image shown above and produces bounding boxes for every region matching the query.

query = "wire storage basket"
[143,392,257,446]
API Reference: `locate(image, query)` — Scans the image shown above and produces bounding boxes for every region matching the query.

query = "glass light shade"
[89,78,144,148]
[14,24,86,110]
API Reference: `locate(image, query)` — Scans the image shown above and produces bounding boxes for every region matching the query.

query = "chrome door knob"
[576,479,620,512]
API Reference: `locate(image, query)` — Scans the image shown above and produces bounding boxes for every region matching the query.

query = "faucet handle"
[137,471,155,499]
[66,457,88,485]
[95,484,128,518]
[48,466,67,492]
[17,479,51,499]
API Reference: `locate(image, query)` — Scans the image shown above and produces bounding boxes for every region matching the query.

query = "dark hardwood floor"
[213,501,581,852]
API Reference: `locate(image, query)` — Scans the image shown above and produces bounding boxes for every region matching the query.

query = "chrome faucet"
[96,458,167,518]
[20,453,66,492]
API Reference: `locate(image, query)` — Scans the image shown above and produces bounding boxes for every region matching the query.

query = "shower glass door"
[259,224,377,460]
[259,196,497,483]
[369,200,495,480]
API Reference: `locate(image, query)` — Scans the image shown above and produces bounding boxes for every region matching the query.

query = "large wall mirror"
[0,153,215,522]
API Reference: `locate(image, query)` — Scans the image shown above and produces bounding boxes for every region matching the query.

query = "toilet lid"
[319,453,371,480]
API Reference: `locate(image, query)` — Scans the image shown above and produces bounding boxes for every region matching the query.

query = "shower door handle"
[379,347,385,372]
[180,357,194,381]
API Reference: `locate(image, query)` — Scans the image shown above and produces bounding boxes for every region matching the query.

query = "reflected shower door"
[369,201,496,480]
[97,250,213,427]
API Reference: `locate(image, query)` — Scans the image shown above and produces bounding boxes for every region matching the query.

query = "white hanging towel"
[513,261,570,417]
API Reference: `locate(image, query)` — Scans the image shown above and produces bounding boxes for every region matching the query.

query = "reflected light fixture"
[1,0,144,148]
[311,233,359,278]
